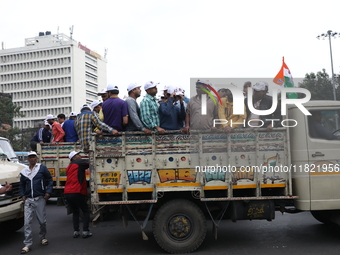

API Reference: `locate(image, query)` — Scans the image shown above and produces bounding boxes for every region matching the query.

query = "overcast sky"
[1,0,339,98]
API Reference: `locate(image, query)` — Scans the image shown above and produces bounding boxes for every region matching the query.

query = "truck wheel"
[311,210,334,225]
[153,199,206,253]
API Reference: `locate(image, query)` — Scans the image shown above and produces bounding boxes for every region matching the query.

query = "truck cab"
[0,137,26,231]
[289,101,340,223]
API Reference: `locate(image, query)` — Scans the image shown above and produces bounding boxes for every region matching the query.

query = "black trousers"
[64,193,90,232]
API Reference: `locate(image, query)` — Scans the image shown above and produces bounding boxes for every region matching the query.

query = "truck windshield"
[0,139,17,160]
[308,109,340,140]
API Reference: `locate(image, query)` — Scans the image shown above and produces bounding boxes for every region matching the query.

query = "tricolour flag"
[273,57,298,99]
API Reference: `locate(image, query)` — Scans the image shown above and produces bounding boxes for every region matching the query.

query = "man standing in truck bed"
[75,104,119,153]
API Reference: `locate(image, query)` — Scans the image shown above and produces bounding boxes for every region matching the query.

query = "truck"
[0,137,26,232]
[38,100,340,253]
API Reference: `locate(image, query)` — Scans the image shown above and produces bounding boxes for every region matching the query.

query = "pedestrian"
[125,83,152,134]
[75,104,119,153]
[102,84,129,131]
[62,112,79,142]
[30,121,52,151]
[46,114,65,144]
[0,181,12,194]
[19,151,53,254]
[140,81,165,134]
[64,151,92,238]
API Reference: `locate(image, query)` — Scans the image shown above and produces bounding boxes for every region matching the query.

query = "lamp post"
[316,30,338,101]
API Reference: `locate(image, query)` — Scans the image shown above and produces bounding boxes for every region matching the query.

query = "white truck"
[38,100,340,253]
[0,137,26,232]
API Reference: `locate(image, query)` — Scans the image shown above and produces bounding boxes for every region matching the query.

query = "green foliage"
[0,95,24,150]
[298,69,340,100]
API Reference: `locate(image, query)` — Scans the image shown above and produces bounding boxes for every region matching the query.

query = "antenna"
[1,42,4,50]
[70,25,74,40]
[104,48,108,59]
[57,26,59,34]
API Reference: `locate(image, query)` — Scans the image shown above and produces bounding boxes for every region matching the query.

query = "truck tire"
[153,199,206,253]
[311,210,334,225]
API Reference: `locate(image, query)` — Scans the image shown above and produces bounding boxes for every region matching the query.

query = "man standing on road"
[19,151,53,254]
[64,151,92,238]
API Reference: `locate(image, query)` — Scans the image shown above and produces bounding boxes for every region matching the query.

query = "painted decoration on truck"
[261,154,286,184]
[48,168,55,177]
[59,168,66,177]
[230,133,256,152]
[204,170,226,182]
[258,132,284,151]
[127,170,152,185]
[99,171,121,185]
[232,167,255,185]
[158,168,196,183]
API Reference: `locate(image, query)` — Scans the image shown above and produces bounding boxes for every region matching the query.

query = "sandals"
[20,247,30,254]
[41,238,49,246]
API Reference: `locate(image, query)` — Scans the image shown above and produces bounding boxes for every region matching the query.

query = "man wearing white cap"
[245,81,281,129]
[125,83,152,134]
[62,112,79,142]
[30,121,52,151]
[19,151,53,253]
[102,84,129,131]
[75,104,118,153]
[97,88,109,102]
[140,81,165,134]
[64,151,92,238]
[159,86,186,130]
[46,114,65,144]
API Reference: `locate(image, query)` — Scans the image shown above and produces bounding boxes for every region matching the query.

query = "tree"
[298,69,340,100]
[0,94,24,151]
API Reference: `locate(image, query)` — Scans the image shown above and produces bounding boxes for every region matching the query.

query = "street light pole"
[316,30,338,101]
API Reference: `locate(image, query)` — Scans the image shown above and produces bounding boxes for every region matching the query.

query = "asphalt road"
[1,200,340,255]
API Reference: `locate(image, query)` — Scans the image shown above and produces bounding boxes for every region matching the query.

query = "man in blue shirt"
[63,112,79,142]
[159,86,186,130]
[30,121,52,151]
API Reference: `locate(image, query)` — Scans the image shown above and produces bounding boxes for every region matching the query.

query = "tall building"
[0,32,107,129]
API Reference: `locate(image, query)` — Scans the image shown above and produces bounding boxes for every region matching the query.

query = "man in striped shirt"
[140,81,165,134]
[75,104,119,153]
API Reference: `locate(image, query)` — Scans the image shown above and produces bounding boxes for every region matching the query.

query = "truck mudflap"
[231,200,275,220]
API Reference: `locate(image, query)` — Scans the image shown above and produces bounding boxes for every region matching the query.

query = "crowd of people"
[30,79,287,153]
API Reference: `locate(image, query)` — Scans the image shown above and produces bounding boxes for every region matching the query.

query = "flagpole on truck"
[316,30,338,101]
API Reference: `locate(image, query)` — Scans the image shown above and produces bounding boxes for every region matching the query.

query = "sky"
[1,0,340,98]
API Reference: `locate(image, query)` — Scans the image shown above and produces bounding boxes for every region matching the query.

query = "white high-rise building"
[0,32,107,129]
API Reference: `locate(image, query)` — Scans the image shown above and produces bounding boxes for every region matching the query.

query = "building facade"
[0,32,106,128]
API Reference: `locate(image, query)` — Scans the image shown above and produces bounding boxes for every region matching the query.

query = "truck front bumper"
[0,200,24,222]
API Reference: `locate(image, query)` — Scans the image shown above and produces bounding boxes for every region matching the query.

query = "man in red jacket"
[64,151,92,238]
